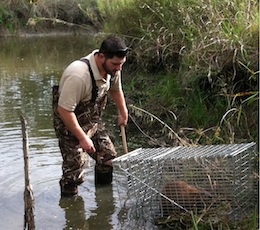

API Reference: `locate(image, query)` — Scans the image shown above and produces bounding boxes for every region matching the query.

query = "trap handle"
[121,125,128,154]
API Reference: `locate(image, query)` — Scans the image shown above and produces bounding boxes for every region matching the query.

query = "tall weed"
[98,0,259,143]
[98,0,258,81]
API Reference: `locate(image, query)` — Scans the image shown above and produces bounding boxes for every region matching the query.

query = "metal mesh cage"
[112,143,257,222]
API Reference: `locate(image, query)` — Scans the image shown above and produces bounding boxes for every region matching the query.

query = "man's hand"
[118,113,128,127]
[79,135,96,153]
[57,105,96,153]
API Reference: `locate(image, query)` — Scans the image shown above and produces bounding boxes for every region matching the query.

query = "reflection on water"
[0,36,158,229]
[87,184,115,229]
[59,184,115,230]
[60,195,88,229]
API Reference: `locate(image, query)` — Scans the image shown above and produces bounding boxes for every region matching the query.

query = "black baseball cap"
[99,36,129,57]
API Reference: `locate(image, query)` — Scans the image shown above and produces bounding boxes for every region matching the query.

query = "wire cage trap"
[112,143,257,223]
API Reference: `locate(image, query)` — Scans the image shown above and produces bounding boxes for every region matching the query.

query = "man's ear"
[98,52,106,61]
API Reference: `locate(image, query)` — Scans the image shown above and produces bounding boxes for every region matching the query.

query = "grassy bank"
[98,0,259,146]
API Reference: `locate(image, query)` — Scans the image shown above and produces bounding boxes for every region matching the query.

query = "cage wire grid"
[112,143,257,222]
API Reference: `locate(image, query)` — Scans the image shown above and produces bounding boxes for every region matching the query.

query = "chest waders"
[52,59,117,195]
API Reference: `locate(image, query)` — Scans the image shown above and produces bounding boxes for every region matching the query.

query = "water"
[0,35,158,230]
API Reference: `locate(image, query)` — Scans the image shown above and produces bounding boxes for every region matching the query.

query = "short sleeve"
[109,72,122,91]
[58,76,86,111]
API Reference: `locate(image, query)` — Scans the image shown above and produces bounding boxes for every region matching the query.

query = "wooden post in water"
[20,115,35,230]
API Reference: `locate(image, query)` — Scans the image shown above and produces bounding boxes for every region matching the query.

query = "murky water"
[0,36,158,230]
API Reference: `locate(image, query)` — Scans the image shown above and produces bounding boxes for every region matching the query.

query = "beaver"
[160,180,213,216]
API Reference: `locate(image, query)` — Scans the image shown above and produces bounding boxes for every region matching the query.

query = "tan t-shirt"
[58,50,122,111]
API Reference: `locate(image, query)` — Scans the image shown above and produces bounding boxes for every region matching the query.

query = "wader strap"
[80,58,98,103]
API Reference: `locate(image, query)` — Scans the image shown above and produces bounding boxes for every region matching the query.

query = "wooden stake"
[120,125,128,154]
[20,116,35,230]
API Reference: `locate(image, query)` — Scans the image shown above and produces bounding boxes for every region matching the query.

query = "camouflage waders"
[52,76,117,188]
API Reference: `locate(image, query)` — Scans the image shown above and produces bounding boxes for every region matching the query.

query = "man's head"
[99,36,128,59]
[97,36,128,76]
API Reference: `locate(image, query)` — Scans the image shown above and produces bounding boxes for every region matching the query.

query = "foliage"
[0,0,101,34]
[155,206,259,230]
[98,0,259,144]
[97,0,259,91]
[0,0,30,33]
[97,0,259,79]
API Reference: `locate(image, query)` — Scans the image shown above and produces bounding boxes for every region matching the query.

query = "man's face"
[102,56,126,77]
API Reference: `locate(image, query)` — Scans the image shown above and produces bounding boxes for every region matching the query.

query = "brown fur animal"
[160,180,212,216]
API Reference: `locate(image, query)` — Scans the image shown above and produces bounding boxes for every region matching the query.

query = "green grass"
[98,0,259,145]
[155,205,259,230]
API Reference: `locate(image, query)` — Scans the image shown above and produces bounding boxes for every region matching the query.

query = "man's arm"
[57,105,96,153]
[109,89,128,126]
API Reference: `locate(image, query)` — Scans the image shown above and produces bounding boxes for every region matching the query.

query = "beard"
[102,60,117,77]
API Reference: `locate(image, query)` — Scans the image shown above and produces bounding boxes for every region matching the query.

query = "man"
[52,35,128,196]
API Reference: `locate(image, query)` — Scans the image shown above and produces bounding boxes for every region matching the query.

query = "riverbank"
[0,18,97,37]
[0,0,100,37]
